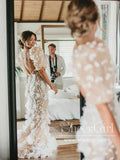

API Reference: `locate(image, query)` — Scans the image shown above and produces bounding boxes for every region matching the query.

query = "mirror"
[13,0,120,159]
[15,23,80,159]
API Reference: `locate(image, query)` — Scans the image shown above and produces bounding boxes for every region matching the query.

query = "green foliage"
[15,66,23,76]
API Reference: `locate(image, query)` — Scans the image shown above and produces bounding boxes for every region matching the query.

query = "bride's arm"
[38,67,51,86]
[80,86,120,151]
[38,67,58,94]
[26,59,57,94]
[96,103,120,153]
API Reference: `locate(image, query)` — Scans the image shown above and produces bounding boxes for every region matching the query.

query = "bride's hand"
[50,83,58,94]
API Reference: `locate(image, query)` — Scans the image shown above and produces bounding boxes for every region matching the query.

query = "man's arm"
[58,56,66,76]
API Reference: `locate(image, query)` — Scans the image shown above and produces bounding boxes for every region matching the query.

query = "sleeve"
[73,45,115,105]
[58,56,66,76]
[17,52,29,75]
[30,46,47,71]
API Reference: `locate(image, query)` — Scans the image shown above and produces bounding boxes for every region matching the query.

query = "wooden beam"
[58,1,64,21]
[14,19,65,23]
[20,0,25,21]
[39,0,45,20]
[40,25,45,51]
[41,24,65,28]
[15,0,71,1]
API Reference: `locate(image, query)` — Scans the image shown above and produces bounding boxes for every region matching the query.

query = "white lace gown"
[18,47,57,158]
[72,40,120,160]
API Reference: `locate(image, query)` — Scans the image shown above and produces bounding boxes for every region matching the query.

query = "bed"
[48,85,80,121]
[16,76,80,122]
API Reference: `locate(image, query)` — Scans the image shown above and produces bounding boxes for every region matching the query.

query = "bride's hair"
[66,0,99,38]
[18,30,37,49]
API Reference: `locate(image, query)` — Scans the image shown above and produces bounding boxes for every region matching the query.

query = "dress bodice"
[19,46,47,75]
[73,40,115,105]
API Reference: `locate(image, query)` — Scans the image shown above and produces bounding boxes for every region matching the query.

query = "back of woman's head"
[66,0,99,38]
[18,30,37,49]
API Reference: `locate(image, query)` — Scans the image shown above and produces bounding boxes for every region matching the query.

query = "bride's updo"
[18,30,37,49]
[66,0,99,38]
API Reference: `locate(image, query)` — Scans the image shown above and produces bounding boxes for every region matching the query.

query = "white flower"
[84,64,93,71]
[97,47,105,52]
[86,75,94,81]
[106,90,112,95]
[86,92,91,97]
[95,77,103,83]
[78,45,83,51]
[94,61,100,68]
[108,67,113,72]
[74,53,80,59]
[81,52,88,58]
[105,73,111,80]
[89,53,96,61]
[27,135,33,145]
[98,43,104,47]
[86,42,91,46]
[86,83,92,88]
[88,41,97,48]
[97,96,102,102]
[76,63,81,69]
[101,60,108,65]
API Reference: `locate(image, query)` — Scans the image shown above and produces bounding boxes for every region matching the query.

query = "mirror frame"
[6,0,18,160]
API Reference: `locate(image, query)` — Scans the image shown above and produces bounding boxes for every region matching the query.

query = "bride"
[66,0,120,159]
[17,30,58,158]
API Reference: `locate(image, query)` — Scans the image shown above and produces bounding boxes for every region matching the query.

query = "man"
[46,43,66,89]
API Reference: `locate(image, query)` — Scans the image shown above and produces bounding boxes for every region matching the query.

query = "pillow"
[48,84,79,99]
[64,84,79,97]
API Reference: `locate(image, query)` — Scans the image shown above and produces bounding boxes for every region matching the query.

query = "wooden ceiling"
[14,0,71,22]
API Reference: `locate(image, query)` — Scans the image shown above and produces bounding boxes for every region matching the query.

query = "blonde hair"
[66,0,99,38]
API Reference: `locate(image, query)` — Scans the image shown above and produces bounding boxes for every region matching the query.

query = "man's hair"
[48,43,56,48]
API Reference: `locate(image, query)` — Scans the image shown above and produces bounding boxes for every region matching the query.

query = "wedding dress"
[72,40,120,160]
[17,47,57,158]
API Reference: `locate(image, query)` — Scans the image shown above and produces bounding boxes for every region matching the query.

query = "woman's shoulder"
[77,38,108,54]
[73,38,110,65]
[74,37,106,49]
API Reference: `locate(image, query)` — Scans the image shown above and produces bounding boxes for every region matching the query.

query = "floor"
[56,144,80,160]
[18,144,80,160]
[17,121,80,160]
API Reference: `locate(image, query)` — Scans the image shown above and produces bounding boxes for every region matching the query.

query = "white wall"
[108,1,118,64]
[0,0,10,159]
